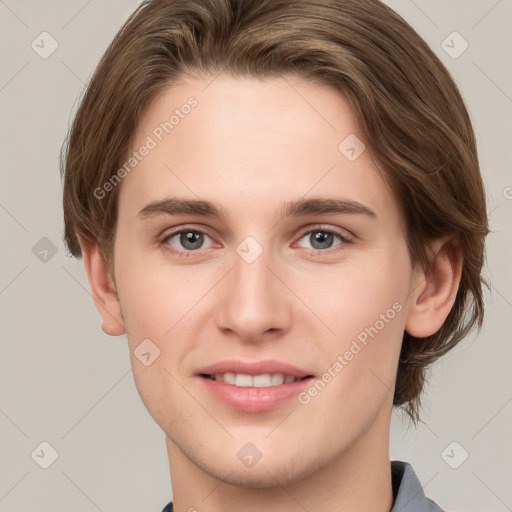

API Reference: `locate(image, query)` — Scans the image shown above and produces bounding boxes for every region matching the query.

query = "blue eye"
[296,229,348,251]
[163,230,214,252]
[160,226,352,258]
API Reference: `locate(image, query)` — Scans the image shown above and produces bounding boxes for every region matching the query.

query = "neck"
[167,406,394,512]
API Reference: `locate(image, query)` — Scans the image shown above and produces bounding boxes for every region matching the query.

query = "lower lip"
[198,376,313,413]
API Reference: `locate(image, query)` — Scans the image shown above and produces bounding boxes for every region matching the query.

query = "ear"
[78,236,126,336]
[405,237,463,338]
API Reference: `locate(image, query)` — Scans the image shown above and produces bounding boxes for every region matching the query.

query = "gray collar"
[391,460,444,511]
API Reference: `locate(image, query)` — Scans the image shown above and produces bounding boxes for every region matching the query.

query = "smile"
[201,372,308,387]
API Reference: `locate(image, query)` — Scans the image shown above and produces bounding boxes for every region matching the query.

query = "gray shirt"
[161,460,445,512]
[390,460,444,511]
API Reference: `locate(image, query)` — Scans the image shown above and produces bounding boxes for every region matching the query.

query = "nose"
[214,245,292,344]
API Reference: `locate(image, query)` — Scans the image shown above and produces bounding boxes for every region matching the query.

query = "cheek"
[115,247,214,341]
[295,243,411,398]
[301,245,410,343]
[114,252,205,428]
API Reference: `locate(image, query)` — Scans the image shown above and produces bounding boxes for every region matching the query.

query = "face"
[112,74,418,487]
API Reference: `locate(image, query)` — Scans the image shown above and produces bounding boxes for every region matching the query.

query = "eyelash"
[160,225,353,258]
[295,226,353,256]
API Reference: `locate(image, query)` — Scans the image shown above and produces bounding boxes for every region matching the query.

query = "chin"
[180,439,323,489]
[205,461,311,489]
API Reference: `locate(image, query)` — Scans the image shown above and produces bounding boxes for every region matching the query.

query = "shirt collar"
[391,460,444,511]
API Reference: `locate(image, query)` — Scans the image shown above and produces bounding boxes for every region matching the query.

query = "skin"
[80,74,462,512]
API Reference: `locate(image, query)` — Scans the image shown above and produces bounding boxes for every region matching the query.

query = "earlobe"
[78,236,126,336]
[405,238,463,338]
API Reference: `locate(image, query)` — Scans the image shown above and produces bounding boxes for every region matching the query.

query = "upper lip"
[197,359,313,378]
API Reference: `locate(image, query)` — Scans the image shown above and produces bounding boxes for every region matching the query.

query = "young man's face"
[109,75,421,486]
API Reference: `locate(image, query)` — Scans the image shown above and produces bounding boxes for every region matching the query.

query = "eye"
[162,229,216,254]
[296,228,351,251]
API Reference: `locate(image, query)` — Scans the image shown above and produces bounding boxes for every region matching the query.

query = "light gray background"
[0,1,511,511]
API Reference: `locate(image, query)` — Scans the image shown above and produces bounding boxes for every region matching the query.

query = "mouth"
[200,372,313,387]
[196,360,315,412]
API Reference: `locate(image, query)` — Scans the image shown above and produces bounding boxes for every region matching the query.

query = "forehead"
[119,74,397,224]
[139,74,360,154]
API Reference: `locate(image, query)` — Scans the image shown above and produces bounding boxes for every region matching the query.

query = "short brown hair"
[61,0,489,421]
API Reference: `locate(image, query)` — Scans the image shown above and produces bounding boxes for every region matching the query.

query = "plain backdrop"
[0,1,511,511]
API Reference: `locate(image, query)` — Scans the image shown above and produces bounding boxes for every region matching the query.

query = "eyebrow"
[137,197,377,221]
[281,197,376,219]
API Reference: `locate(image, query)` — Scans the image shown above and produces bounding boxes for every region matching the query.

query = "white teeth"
[223,372,236,385]
[235,373,253,387]
[271,374,284,385]
[211,372,301,387]
[253,373,272,387]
